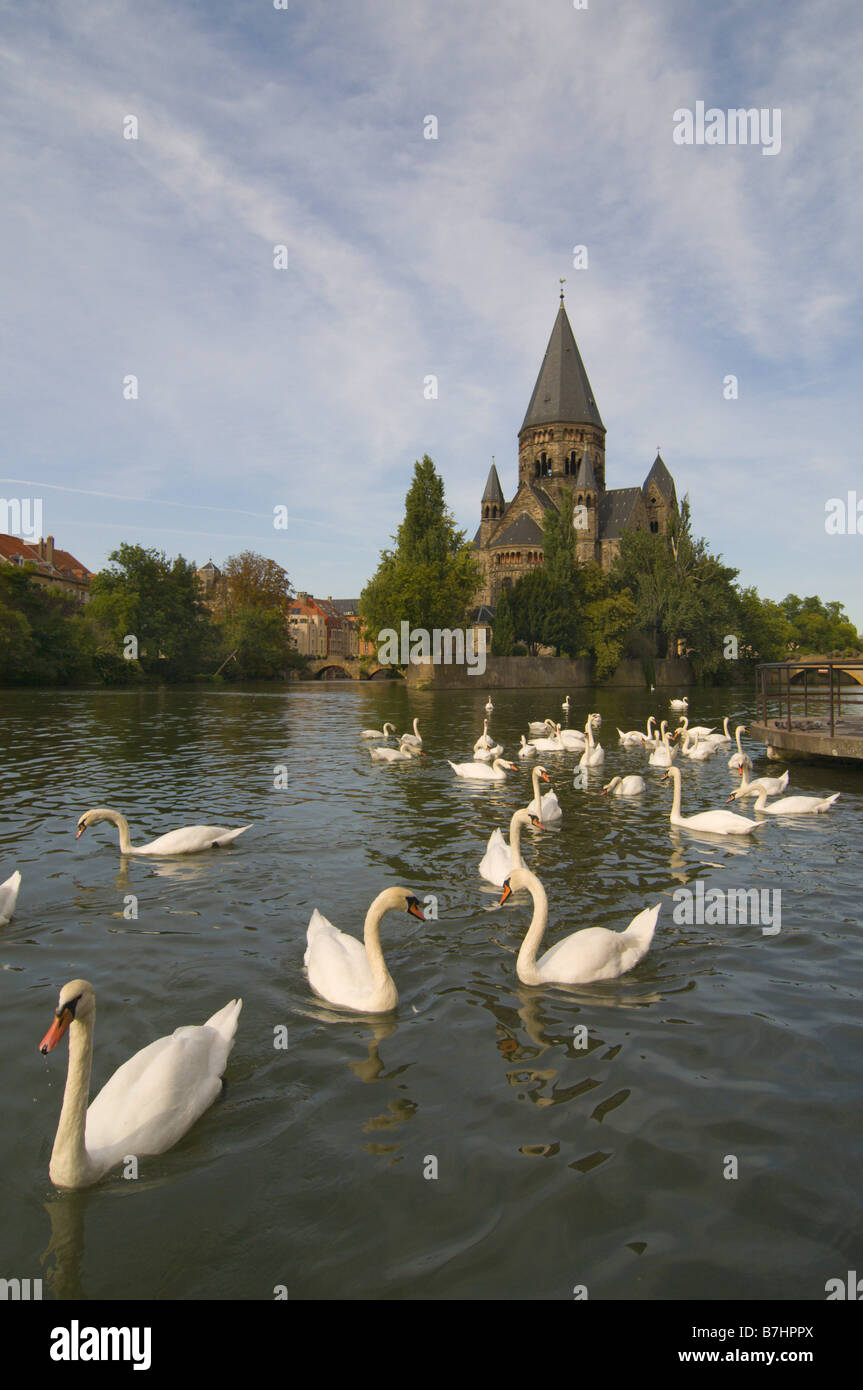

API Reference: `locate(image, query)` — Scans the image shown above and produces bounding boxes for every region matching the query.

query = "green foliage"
[778,594,860,655]
[490,585,515,656]
[219,607,301,680]
[88,543,209,681]
[359,456,480,643]
[0,568,94,685]
[579,565,638,681]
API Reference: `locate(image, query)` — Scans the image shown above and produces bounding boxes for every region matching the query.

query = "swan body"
[676,716,716,740]
[40,980,241,1189]
[579,717,605,767]
[479,809,544,886]
[528,718,556,736]
[731,766,790,798]
[474,719,494,751]
[669,697,689,711]
[500,867,660,985]
[399,718,423,750]
[0,870,21,925]
[619,716,655,747]
[518,735,537,758]
[448,756,517,781]
[743,789,839,816]
[680,729,716,761]
[562,696,571,713]
[526,764,561,823]
[662,765,763,836]
[603,775,646,796]
[369,744,423,763]
[360,722,396,740]
[531,723,565,752]
[304,887,425,1012]
[704,716,732,747]
[727,725,749,769]
[76,808,251,855]
[474,742,503,762]
[485,698,494,714]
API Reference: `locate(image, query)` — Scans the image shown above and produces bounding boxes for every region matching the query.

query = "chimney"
[43,535,54,564]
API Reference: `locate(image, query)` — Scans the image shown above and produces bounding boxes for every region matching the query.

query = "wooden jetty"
[750,659,863,763]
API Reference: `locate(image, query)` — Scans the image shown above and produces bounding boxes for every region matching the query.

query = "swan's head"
[384,723,396,736]
[602,777,621,795]
[40,979,95,1053]
[512,809,545,833]
[75,808,114,839]
[660,767,679,786]
[535,765,551,783]
[499,868,533,904]
[398,891,426,921]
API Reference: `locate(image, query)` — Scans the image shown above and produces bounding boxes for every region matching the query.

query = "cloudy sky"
[1,0,861,623]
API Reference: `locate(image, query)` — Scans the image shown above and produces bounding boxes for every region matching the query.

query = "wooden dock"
[752,660,863,764]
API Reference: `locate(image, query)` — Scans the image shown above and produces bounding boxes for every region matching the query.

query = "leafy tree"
[491,585,515,656]
[359,456,480,643]
[220,552,293,616]
[0,568,95,684]
[88,543,209,681]
[580,564,637,681]
[778,594,861,654]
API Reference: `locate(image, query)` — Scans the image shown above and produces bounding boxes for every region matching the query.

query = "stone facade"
[472,298,678,610]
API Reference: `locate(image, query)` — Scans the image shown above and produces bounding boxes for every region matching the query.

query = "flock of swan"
[3,690,840,1192]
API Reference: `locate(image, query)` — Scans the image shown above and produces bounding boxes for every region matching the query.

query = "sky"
[1,0,861,625]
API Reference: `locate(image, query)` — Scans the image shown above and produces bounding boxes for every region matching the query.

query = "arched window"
[650,521,659,534]
[534,460,541,477]
[484,506,489,519]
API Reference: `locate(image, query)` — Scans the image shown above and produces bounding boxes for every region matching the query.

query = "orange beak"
[499,881,513,906]
[407,901,425,921]
[40,1008,72,1054]
[75,824,86,839]
[540,771,551,783]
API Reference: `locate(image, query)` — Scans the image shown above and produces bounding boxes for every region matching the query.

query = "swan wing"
[0,869,21,923]
[85,1001,241,1167]
[479,830,512,885]
[304,909,373,1006]
[135,825,250,854]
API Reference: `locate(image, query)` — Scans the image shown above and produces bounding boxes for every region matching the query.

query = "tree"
[491,585,515,656]
[88,543,209,681]
[359,456,480,643]
[778,594,861,654]
[220,552,293,616]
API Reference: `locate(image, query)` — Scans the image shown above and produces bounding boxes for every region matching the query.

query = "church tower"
[517,291,606,504]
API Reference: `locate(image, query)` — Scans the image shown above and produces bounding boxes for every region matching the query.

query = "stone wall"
[405,655,694,689]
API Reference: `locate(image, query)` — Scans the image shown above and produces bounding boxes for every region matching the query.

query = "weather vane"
[559,277,566,301]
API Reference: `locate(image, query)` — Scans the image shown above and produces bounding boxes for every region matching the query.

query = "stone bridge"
[305,657,403,681]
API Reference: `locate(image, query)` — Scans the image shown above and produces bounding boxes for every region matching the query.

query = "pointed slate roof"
[520,300,604,433]
[573,443,598,492]
[482,462,505,506]
[598,487,643,538]
[643,452,676,502]
[490,513,545,548]
[527,482,558,512]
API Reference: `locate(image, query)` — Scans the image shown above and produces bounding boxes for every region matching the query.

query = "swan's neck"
[735,726,744,754]
[669,770,682,820]
[509,814,525,869]
[363,900,396,997]
[531,766,544,807]
[723,717,731,737]
[50,1017,95,1187]
[104,810,133,853]
[516,873,549,985]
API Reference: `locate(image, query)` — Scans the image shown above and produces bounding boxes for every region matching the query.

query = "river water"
[1,682,861,1300]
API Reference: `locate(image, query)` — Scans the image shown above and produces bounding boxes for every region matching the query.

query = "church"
[471,293,678,616]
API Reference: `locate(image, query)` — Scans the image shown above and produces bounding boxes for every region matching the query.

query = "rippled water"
[2,683,861,1300]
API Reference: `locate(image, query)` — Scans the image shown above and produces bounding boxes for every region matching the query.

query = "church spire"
[520,298,604,433]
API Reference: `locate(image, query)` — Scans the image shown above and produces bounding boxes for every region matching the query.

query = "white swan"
[704,716,732,747]
[742,788,840,816]
[531,722,565,752]
[500,867,660,985]
[558,727,588,750]
[680,728,716,762]
[304,887,425,1012]
[39,979,241,1189]
[662,765,763,836]
[528,718,556,735]
[648,720,677,767]
[669,697,689,711]
[0,869,21,925]
[400,718,423,749]
[676,715,716,740]
[369,744,424,763]
[729,765,790,798]
[727,725,749,769]
[562,696,571,713]
[518,735,537,759]
[579,717,605,767]
[618,715,656,747]
[485,698,494,714]
[75,809,252,855]
[602,775,646,796]
[360,721,397,740]
[526,764,561,822]
[474,719,494,751]
[479,808,545,886]
[474,742,504,762]
[448,756,517,781]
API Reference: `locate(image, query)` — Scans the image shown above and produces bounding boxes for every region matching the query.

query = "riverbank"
[404,655,695,690]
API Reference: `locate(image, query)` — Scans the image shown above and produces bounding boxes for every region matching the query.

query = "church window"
[650,521,659,533]
[484,506,489,519]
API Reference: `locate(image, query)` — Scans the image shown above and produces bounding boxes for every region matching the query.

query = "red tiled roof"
[0,534,91,584]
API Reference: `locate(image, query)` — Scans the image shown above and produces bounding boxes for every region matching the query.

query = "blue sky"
[1,0,861,624]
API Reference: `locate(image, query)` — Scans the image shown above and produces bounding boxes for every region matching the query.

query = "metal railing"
[756,660,863,739]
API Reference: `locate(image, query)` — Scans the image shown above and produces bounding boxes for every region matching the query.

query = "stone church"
[472,294,678,613]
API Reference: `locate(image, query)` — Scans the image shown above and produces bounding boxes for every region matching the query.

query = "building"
[0,534,91,603]
[330,599,377,657]
[472,293,678,611]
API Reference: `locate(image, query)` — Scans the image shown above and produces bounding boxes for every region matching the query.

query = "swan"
[304,887,425,1012]
[562,696,571,714]
[474,719,494,751]
[669,697,689,711]
[531,723,565,752]
[590,711,602,727]
[558,727,587,749]
[400,718,423,750]
[448,756,517,781]
[661,766,763,836]
[518,735,537,758]
[741,788,840,816]
[579,716,605,767]
[648,720,677,767]
[485,698,494,714]
[727,725,749,770]
[360,722,397,740]
[474,742,503,762]
[680,728,716,762]
[526,764,561,823]
[618,715,656,747]
[676,715,716,740]
[500,867,660,985]
[0,869,21,925]
[602,775,646,796]
[479,808,545,886]
[703,716,733,747]
[528,718,556,735]
[75,809,252,855]
[369,744,424,763]
[39,979,241,1189]
[729,765,790,798]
